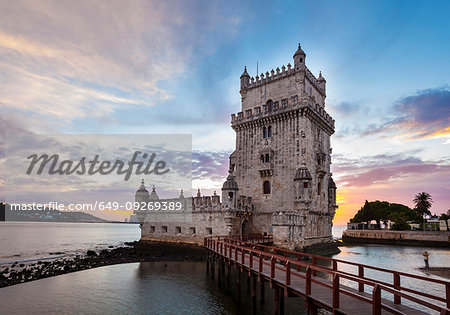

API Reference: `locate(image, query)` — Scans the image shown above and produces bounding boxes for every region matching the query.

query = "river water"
[0,222,448,314]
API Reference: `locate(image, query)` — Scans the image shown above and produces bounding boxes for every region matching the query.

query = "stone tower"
[229,44,337,249]
[135,44,337,252]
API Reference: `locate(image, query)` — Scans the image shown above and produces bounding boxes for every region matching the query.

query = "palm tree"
[413,192,433,228]
[439,209,450,231]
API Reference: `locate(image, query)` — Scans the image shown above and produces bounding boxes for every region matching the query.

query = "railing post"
[286,260,291,286]
[446,283,450,309]
[235,246,238,261]
[259,254,263,273]
[305,266,311,295]
[372,284,381,315]
[358,266,364,292]
[332,273,340,310]
[393,272,401,304]
[333,260,337,271]
[229,243,232,259]
[249,250,253,269]
[270,256,275,278]
[312,256,317,276]
[241,248,245,265]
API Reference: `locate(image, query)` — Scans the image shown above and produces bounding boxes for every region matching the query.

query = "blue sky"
[0,0,449,223]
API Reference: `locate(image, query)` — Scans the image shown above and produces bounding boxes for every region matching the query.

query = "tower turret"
[240,66,250,90]
[328,176,337,213]
[293,43,306,71]
[149,185,159,200]
[222,170,239,209]
[318,71,326,95]
[135,179,149,204]
[294,164,312,202]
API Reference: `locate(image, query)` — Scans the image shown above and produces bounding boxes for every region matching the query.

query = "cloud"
[192,150,230,181]
[329,101,361,116]
[332,152,449,187]
[332,152,450,224]
[0,0,241,127]
[361,88,450,139]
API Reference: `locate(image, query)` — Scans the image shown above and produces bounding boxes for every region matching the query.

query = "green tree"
[388,212,411,231]
[413,192,433,224]
[349,200,419,229]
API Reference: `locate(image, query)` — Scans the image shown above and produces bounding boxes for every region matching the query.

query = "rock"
[86,250,97,256]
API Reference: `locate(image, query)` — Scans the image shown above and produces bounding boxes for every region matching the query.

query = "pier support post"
[218,258,222,286]
[273,288,281,315]
[260,280,265,304]
[306,298,318,315]
[251,275,257,314]
[206,251,209,275]
[227,263,231,290]
[211,256,215,280]
[236,268,241,303]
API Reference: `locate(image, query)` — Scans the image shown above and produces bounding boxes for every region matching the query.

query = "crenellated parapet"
[305,68,325,96]
[243,63,296,90]
[240,64,325,97]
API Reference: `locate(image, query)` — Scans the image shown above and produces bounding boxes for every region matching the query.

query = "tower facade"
[229,44,337,249]
[135,44,337,251]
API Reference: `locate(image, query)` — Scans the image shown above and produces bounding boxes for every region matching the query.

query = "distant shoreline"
[342,229,450,248]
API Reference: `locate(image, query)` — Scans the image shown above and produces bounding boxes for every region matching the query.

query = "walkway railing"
[205,235,450,315]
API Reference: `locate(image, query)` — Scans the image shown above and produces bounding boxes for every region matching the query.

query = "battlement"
[242,63,325,96]
[231,95,335,130]
[246,63,295,90]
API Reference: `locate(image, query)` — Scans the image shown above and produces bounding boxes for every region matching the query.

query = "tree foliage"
[413,192,433,221]
[439,209,450,231]
[350,200,421,226]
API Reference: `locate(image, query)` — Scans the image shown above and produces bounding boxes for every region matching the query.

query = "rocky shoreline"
[0,240,206,288]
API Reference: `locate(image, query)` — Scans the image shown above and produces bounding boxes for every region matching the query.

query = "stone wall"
[343,230,450,247]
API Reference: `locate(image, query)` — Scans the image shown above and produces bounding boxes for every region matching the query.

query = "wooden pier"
[204,235,450,315]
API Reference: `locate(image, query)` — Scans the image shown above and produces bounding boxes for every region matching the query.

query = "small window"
[318,181,321,195]
[150,226,155,233]
[281,99,288,107]
[300,58,303,63]
[260,154,264,163]
[263,127,267,138]
[264,154,270,163]
[176,226,181,234]
[162,226,168,233]
[206,227,212,235]
[303,182,308,188]
[190,227,196,235]
[268,126,272,137]
[267,100,273,112]
[263,181,271,194]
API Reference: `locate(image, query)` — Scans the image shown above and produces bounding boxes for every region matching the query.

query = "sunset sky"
[0,0,449,224]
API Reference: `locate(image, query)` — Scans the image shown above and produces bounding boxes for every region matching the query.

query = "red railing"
[204,236,450,315]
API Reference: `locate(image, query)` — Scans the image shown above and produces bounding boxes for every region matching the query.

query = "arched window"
[268,126,272,137]
[263,181,271,194]
[267,100,273,112]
